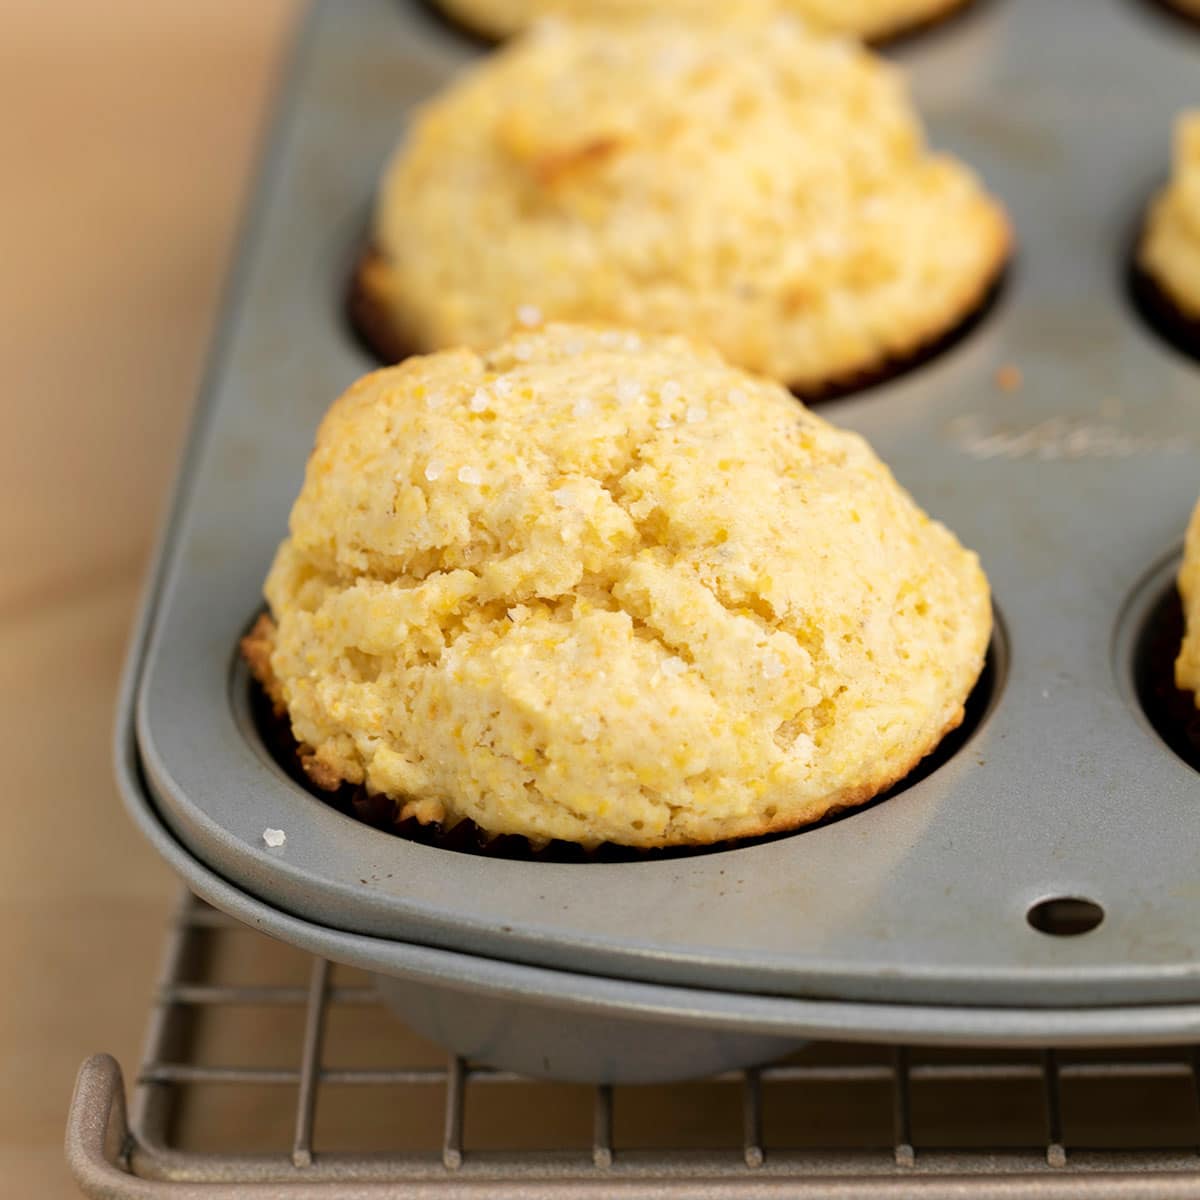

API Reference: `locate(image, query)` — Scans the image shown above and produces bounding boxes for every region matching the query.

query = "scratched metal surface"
[129,0,1200,1011]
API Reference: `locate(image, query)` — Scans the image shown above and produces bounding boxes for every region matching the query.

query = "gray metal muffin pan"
[123,0,1200,1052]
[118,693,1200,1084]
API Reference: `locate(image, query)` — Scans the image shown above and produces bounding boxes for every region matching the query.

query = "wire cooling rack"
[67,892,1200,1197]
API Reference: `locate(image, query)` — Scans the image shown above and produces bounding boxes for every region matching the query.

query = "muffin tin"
[121,0,1200,1067]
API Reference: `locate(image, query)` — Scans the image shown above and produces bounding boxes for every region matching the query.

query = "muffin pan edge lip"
[138,621,1055,1010]
[114,707,1200,1048]
[124,0,1200,1017]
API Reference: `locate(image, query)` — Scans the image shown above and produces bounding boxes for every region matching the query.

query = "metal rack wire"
[67,892,1200,1197]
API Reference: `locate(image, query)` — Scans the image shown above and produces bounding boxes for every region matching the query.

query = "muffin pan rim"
[114,728,1200,1048]
[129,0,1200,1011]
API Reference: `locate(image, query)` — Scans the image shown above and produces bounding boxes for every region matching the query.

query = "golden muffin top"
[250,325,991,848]
[367,17,1008,391]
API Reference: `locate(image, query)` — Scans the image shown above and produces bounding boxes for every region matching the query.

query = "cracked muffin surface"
[434,0,970,42]
[365,17,1009,393]
[248,325,991,848]
[1141,112,1200,321]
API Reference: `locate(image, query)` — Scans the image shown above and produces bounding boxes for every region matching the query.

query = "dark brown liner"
[408,0,494,47]
[1128,259,1200,367]
[346,244,1009,405]
[864,0,985,50]
[793,269,1007,404]
[1139,0,1200,32]
[249,642,996,864]
[346,247,414,367]
[408,0,983,51]
[1133,584,1200,773]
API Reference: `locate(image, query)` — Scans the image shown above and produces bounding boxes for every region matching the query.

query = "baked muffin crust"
[366,18,1009,393]
[248,325,992,848]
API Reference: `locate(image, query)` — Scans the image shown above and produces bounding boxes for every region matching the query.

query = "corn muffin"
[358,18,1010,395]
[1176,499,1200,700]
[244,325,991,849]
[1140,112,1200,324]
[432,0,970,43]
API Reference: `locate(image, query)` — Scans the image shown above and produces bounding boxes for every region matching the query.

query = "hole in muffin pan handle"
[1027,896,1106,937]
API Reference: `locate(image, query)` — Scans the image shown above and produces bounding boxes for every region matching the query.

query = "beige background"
[0,3,303,1194]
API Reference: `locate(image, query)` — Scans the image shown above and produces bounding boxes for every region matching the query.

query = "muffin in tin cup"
[245,324,992,852]
[354,16,1010,398]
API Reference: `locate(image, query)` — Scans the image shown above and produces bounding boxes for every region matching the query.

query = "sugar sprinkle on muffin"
[245,325,991,849]
[361,18,1009,395]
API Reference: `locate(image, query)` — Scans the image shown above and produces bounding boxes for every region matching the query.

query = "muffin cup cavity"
[345,245,414,366]
[1129,563,1200,772]
[1128,255,1200,367]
